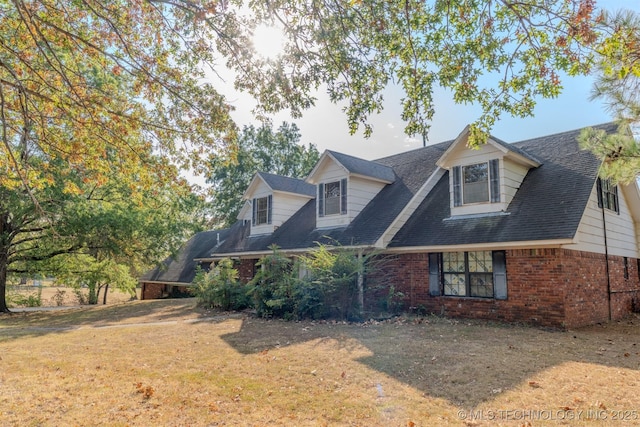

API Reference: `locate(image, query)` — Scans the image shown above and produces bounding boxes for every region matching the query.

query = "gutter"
[384,238,575,254]
[195,244,376,262]
[601,205,613,321]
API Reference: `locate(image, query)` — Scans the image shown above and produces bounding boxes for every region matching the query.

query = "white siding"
[564,182,639,257]
[273,193,309,226]
[314,158,387,229]
[502,159,529,206]
[348,176,386,218]
[449,140,502,165]
[249,181,273,235]
[450,144,506,216]
[247,181,312,236]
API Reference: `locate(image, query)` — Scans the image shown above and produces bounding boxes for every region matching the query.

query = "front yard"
[1,299,639,426]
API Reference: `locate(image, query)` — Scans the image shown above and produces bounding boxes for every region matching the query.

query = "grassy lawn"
[1,299,640,426]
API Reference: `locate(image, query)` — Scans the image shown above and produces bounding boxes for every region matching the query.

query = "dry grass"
[8,285,135,308]
[1,299,640,426]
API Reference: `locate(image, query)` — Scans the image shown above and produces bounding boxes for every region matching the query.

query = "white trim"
[272,189,315,199]
[349,172,394,185]
[242,173,270,200]
[385,238,576,253]
[139,280,194,286]
[306,151,348,184]
[436,125,540,169]
[196,244,375,262]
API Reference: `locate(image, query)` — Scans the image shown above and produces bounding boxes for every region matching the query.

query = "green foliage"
[232,0,602,145]
[248,246,297,318]
[192,259,250,311]
[6,285,42,308]
[299,244,364,321]
[581,9,640,183]
[207,122,320,226]
[248,243,379,321]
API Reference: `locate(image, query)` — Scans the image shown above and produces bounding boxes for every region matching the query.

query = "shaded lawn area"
[1,299,640,426]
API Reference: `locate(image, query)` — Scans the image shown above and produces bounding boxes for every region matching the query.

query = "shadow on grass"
[4,299,640,408]
[0,298,215,339]
[221,315,640,408]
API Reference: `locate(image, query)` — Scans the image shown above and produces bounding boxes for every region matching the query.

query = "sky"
[208,0,638,168]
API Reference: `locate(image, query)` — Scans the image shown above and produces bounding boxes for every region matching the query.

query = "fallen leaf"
[528,381,541,388]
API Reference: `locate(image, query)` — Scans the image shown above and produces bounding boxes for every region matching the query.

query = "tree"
[579,9,640,183]
[0,153,206,312]
[0,1,240,192]
[207,122,320,226]
[229,0,602,145]
[0,0,239,312]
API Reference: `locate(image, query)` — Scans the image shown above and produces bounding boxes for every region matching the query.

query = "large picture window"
[429,250,507,299]
[318,178,347,217]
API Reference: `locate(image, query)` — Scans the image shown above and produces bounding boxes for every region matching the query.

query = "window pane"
[463,163,489,204]
[256,196,268,225]
[324,181,341,215]
[468,251,492,273]
[444,273,466,296]
[443,252,465,273]
[470,273,494,297]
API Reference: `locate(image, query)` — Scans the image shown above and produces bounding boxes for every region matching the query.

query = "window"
[597,178,619,213]
[463,163,489,204]
[252,195,272,226]
[429,251,507,299]
[624,257,629,280]
[318,178,347,217]
[452,160,500,207]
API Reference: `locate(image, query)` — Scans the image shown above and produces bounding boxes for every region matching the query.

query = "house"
[139,228,231,299]
[142,122,640,328]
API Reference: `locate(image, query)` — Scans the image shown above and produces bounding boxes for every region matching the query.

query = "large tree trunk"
[0,212,10,313]
[0,253,9,313]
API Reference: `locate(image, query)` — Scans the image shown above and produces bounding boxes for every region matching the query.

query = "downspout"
[601,206,613,321]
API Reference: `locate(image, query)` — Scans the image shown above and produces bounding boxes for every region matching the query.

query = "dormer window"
[318,178,347,217]
[453,159,500,206]
[252,195,272,226]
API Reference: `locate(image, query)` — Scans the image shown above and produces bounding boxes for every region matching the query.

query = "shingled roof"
[140,229,231,284]
[256,172,315,197]
[202,122,616,257]
[320,150,396,183]
[389,122,616,248]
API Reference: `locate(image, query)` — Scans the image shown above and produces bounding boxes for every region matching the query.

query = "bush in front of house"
[248,245,298,319]
[192,258,251,311]
[248,244,378,321]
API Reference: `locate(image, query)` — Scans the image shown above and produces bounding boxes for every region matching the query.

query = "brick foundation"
[371,249,640,328]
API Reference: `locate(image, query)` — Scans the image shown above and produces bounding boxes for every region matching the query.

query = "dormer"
[242,172,315,236]
[307,150,395,228]
[437,126,541,217]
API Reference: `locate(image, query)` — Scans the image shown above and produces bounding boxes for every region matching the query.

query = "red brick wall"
[370,249,640,328]
[141,282,165,300]
[238,259,259,283]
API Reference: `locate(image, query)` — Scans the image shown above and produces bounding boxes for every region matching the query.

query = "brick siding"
[238,259,259,283]
[370,248,640,328]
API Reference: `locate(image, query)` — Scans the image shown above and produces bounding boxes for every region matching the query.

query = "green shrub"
[192,259,250,310]
[248,246,297,318]
[7,286,42,308]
